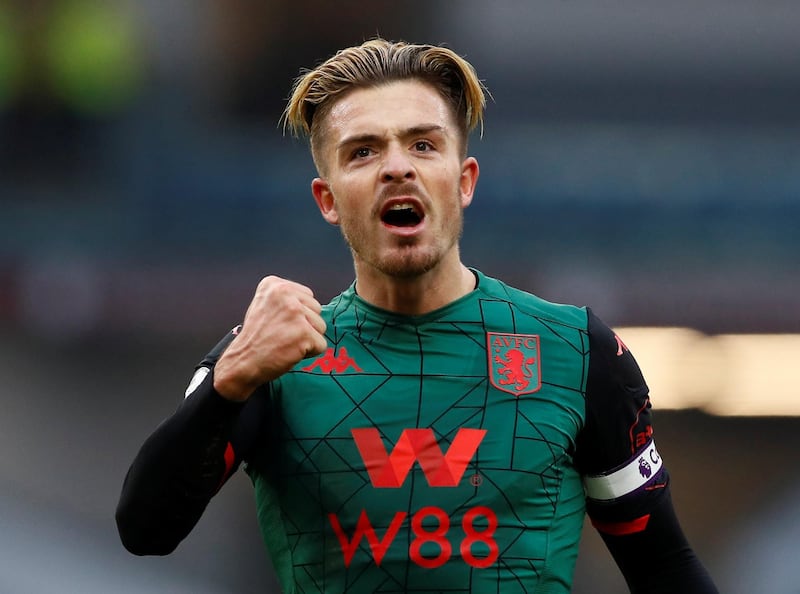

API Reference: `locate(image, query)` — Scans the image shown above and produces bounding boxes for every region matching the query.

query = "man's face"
[311,80,479,279]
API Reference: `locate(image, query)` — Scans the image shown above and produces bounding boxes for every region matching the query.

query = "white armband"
[583,440,663,501]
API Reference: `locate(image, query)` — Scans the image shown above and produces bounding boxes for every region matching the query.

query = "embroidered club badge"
[486,332,542,396]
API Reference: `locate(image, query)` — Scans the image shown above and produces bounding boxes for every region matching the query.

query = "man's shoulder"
[474,269,588,329]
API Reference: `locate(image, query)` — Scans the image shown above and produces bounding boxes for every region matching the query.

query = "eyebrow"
[336,124,446,152]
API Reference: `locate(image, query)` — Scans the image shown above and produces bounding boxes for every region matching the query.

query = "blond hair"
[283,38,488,167]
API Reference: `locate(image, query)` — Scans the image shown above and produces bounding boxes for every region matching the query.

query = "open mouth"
[380,201,424,228]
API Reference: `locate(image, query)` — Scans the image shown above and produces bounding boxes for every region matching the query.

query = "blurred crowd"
[1,5,798,593]
[0,0,439,181]
[0,1,798,341]
[0,0,143,179]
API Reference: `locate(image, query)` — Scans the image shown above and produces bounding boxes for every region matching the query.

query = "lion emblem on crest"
[494,350,537,392]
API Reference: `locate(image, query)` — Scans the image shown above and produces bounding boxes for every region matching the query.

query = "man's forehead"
[324,81,456,141]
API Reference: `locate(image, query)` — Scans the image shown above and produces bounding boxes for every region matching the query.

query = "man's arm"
[589,486,718,594]
[116,276,328,555]
[576,308,718,593]
[115,330,259,555]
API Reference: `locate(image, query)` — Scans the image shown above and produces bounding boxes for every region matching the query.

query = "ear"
[311,178,340,225]
[459,157,480,208]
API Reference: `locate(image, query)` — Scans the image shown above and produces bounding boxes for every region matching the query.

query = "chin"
[378,251,442,278]
[349,233,455,279]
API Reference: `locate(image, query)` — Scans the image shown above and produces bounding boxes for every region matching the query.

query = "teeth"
[382,201,423,227]
[387,203,421,216]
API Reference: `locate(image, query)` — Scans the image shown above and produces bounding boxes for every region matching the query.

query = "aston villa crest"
[487,333,542,396]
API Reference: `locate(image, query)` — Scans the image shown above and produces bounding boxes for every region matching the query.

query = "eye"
[413,140,433,152]
[352,147,373,159]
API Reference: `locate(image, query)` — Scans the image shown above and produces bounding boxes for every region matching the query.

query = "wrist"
[212,357,261,402]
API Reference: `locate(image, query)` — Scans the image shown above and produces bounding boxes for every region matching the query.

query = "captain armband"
[583,440,663,502]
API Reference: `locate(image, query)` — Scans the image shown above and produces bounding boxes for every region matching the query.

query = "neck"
[354,259,476,316]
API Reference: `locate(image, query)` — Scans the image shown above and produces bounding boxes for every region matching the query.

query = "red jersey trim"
[591,514,651,536]
[214,442,236,492]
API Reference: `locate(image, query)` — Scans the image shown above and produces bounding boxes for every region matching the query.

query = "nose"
[380,144,415,183]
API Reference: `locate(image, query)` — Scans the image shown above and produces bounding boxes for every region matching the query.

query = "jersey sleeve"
[115,326,271,556]
[576,309,719,593]
[575,308,663,512]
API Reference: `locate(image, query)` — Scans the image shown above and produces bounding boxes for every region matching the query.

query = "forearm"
[115,370,245,555]
[593,488,719,594]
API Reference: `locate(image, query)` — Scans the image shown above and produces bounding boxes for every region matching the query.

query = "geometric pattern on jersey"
[247,269,590,594]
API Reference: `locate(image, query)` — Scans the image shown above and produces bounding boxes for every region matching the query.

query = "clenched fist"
[213,276,327,401]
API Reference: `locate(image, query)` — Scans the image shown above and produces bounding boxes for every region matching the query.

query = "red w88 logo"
[351,427,486,488]
[328,506,499,569]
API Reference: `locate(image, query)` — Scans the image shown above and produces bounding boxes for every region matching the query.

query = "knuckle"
[285,299,306,316]
[258,275,286,292]
[257,275,275,288]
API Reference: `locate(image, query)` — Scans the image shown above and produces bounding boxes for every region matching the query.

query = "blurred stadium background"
[1,1,798,592]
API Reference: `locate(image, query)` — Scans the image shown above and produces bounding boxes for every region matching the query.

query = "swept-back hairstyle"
[283,38,488,168]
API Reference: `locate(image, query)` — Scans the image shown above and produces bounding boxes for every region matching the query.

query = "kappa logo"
[302,347,362,373]
[614,334,629,356]
[487,332,542,395]
[351,428,486,488]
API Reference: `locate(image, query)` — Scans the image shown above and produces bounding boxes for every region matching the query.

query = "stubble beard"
[340,208,464,280]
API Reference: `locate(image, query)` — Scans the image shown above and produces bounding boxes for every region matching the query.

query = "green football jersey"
[247,269,590,593]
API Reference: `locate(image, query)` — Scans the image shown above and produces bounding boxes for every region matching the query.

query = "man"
[116,39,718,593]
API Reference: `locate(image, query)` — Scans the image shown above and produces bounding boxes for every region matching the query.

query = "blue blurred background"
[1,1,798,592]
